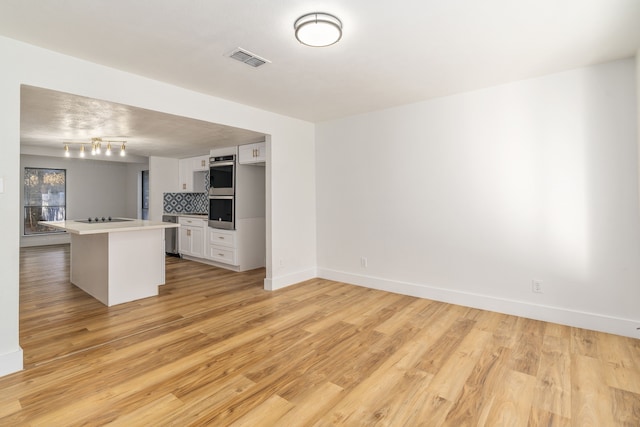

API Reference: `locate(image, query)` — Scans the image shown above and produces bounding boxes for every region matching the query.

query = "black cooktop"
[75,217,134,224]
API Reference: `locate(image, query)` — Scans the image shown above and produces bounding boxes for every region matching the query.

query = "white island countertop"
[41,219,179,235]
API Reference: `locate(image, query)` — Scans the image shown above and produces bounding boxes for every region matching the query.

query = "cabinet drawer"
[208,245,237,265]
[179,217,205,227]
[208,229,235,247]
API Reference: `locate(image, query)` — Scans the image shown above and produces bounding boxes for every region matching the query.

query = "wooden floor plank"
[0,244,638,426]
[532,334,572,418]
[571,354,617,426]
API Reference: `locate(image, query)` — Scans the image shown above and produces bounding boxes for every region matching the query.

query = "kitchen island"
[40,219,180,306]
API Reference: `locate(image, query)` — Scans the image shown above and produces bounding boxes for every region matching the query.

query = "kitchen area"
[20,85,269,280]
[161,141,266,273]
[22,139,267,308]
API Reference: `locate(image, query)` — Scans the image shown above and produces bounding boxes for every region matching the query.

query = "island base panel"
[70,233,109,304]
[70,229,164,306]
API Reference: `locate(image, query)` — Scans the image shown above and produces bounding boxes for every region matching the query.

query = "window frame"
[23,167,67,236]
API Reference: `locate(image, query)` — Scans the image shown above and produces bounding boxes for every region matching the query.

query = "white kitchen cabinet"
[192,155,209,171]
[178,155,209,191]
[206,228,238,266]
[178,158,194,192]
[238,142,266,165]
[178,217,206,258]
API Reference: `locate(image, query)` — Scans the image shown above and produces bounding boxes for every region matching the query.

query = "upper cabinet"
[238,142,266,165]
[179,155,209,192]
[192,156,209,171]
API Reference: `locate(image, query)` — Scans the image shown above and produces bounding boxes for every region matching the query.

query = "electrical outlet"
[360,257,368,268]
[532,279,543,293]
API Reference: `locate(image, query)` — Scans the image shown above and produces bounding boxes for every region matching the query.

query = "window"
[23,167,66,235]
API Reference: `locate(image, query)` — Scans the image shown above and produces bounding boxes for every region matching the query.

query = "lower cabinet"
[177,217,264,272]
[206,228,238,266]
[178,217,205,258]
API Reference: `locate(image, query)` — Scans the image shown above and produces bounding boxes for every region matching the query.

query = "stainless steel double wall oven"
[208,155,235,230]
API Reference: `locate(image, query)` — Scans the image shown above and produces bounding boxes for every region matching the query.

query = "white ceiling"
[1,0,639,158]
[19,85,266,159]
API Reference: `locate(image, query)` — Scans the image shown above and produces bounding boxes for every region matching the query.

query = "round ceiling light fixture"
[294,12,342,47]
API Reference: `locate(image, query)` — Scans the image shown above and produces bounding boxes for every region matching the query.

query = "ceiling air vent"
[228,48,270,68]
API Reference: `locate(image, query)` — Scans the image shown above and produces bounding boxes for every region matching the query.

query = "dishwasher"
[162,215,179,256]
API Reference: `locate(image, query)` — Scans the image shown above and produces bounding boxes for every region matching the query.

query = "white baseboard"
[20,234,70,247]
[317,268,640,339]
[264,267,318,291]
[180,255,241,272]
[0,347,23,377]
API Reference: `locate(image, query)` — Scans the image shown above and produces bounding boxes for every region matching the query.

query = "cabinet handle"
[218,236,224,239]
[187,229,191,236]
[201,159,206,167]
[182,183,186,190]
[218,253,225,257]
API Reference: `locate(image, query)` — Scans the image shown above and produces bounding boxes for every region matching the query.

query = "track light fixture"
[62,138,127,159]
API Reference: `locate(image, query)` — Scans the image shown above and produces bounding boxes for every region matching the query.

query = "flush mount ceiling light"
[294,12,342,47]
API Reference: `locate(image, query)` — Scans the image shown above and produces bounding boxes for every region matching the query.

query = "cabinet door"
[192,155,209,171]
[238,142,266,164]
[191,227,204,258]
[252,142,266,162]
[178,158,193,192]
[178,226,191,255]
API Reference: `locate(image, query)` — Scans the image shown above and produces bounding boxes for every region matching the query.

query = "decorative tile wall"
[163,192,208,214]
[163,171,210,214]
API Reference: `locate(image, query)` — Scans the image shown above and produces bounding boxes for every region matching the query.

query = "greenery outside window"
[24,167,66,235]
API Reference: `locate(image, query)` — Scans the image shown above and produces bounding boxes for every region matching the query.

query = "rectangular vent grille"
[228,48,270,68]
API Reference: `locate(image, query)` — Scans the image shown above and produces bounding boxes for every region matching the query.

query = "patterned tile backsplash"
[163,192,208,214]
[163,170,210,214]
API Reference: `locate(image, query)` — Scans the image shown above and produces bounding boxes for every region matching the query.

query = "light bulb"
[91,143,96,155]
[106,143,112,156]
[120,143,126,157]
[96,142,101,154]
[80,145,85,157]
[64,144,70,157]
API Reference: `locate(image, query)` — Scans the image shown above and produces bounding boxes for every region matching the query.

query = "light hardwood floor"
[1,244,639,426]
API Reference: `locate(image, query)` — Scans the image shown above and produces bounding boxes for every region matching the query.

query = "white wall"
[316,58,640,338]
[148,157,179,221]
[125,163,149,219]
[0,36,316,376]
[637,51,640,222]
[19,154,140,247]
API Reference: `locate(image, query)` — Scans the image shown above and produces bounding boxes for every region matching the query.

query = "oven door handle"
[210,161,235,167]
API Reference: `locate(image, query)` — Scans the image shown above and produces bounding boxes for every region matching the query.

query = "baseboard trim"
[179,255,241,272]
[0,347,23,377]
[317,268,640,339]
[264,268,318,291]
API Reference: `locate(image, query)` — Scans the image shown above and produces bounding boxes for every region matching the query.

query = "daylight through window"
[23,167,66,235]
